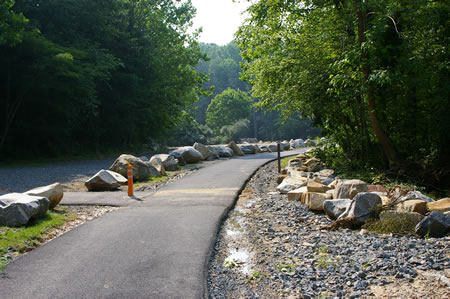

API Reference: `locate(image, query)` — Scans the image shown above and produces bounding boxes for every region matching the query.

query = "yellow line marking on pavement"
[154,188,239,196]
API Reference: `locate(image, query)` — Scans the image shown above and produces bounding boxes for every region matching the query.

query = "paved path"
[1,150,305,299]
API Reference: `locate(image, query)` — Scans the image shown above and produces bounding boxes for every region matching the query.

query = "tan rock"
[25,182,64,210]
[228,141,244,156]
[277,177,308,194]
[304,158,320,166]
[333,179,368,200]
[302,192,328,211]
[287,187,308,201]
[395,199,428,215]
[326,189,334,199]
[296,153,309,160]
[306,181,331,193]
[427,198,450,213]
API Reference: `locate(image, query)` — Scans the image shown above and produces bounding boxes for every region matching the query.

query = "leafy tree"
[206,88,252,130]
[0,0,27,46]
[237,0,449,166]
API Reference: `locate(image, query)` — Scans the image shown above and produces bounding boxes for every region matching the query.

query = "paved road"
[0,150,305,299]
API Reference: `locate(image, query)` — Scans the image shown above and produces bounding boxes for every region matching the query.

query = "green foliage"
[362,216,417,236]
[247,271,270,282]
[237,0,450,189]
[0,207,77,271]
[206,88,252,130]
[0,0,27,46]
[0,0,207,159]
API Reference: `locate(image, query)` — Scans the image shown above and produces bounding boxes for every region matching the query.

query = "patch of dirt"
[370,270,450,298]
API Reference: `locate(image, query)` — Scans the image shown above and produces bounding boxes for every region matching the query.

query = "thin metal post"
[277,142,281,173]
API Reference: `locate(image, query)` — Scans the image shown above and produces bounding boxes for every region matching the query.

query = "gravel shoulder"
[208,161,450,298]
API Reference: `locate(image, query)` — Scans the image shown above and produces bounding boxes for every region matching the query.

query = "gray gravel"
[208,161,450,298]
[0,158,115,193]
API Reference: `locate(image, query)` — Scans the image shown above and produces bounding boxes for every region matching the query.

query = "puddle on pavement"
[222,188,258,276]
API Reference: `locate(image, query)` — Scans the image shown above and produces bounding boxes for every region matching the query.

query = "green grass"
[362,216,417,235]
[0,207,77,271]
[280,156,294,168]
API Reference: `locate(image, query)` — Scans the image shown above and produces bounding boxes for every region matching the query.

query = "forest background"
[1,0,449,192]
[0,0,318,161]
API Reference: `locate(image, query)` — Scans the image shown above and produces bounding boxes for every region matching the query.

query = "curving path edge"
[0,150,306,299]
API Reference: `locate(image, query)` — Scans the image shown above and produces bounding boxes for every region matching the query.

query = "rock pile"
[278,153,450,237]
[0,182,65,226]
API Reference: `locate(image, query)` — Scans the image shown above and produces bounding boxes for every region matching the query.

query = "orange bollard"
[127,164,134,197]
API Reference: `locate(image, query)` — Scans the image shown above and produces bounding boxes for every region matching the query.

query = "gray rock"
[0,193,49,226]
[152,154,178,171]
[415,211,450,238]
[25,182,64,210]
[239,144,257,154]
[324,199,352,220]
[338,192,382,225]
[398,191,433,203]
[228,141,244,156]
[206,146,220,160]
[110,154,160,181]
[149,156,166,176]
[138,156,149,162]
[193,142,211,160]
[169,151,186,166]
[290,139,305,148]
[268,143,280,152]
[213,145,234,157]
[170,146,203,164]
[334,179,368,200]
[85,169,126,191]
[281,141,290,151]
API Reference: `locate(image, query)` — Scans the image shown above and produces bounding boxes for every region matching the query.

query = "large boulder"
[395,199,428,215]
[415,211,450,238]
[323,199,352,220]
[239,144,257,155]
[290,139,305,148]
[25,182,64,210]
[277,177,307,194]
[380,210,424,228]
[281,141,290,151]
[427,198,450,213]
[268,143,279,152]
[170,147,203,164]
[85,170,127,191]
[287,186,308,201]
[193,142,211,160]
[169,151,186,166]
[228,141,244,156]
[0,193,49,227]
[334,179,368,200]
[338,192,382,225]
[206,146,220,160]
[149,156,166,176]
[152,154,178,171]
[213,145,234,157]
[306,181,332,193]
[302,192,328,211]
[398,190,433,203]
[258,145,271,153]
[110,154,160,181]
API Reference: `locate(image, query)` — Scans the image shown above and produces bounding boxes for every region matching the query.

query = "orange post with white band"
[127,164,134,197]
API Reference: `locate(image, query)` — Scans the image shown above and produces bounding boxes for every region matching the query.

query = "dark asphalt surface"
[0,150,305,299]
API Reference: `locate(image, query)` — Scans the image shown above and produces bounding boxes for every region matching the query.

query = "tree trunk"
[354,0,398,163]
